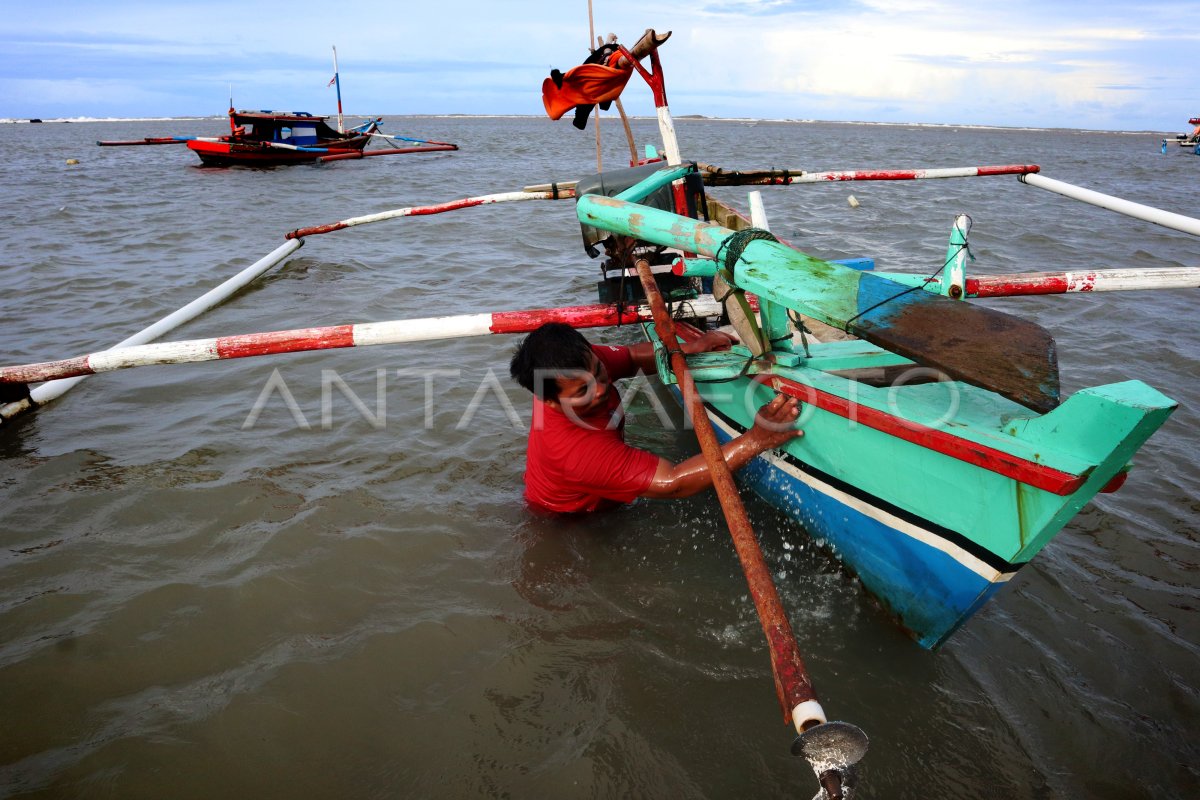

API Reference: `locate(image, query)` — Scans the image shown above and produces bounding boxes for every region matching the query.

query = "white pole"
[658,106,681,166]
[946,214,971,299]
[1020,173,1200,237]
[748,190,769,230]
[0,238,303,423]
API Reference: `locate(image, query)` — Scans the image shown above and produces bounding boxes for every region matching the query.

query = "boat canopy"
[231,110,345,146]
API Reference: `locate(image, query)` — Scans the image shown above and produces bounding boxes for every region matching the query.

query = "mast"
[332,46,344,133]
[228,84,236,134]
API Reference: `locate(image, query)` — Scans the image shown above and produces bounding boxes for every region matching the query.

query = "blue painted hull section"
[708,417,1010,649]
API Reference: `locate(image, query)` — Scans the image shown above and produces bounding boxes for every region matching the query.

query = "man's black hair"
[509,323,593,402]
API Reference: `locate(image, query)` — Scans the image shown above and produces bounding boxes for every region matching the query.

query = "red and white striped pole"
[0,298,721,385]
[967,266,1200,297]
[700,164,1041,185]
[286,190,570,239]
[791,164,1040,182]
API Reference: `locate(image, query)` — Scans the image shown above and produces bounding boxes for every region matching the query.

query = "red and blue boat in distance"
[182,108,456,167]
[184,109,378,166]
[97,45,459,166]
[99,107,458,167]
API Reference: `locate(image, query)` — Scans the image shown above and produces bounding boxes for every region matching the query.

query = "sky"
[1,0,1197,131]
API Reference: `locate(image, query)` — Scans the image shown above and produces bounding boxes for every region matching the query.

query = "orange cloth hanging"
[542,52,632,122]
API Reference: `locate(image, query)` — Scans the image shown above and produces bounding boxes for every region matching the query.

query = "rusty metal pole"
[632,257,821,729]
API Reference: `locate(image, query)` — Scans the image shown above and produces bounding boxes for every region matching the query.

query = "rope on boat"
[714,227,779,278]
[842,231,973,331]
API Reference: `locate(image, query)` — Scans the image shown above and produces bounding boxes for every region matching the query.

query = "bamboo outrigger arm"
[1019,173,1200,237]
[0,239,304,426]
[697,163,1042,185]
[0,299,724,386]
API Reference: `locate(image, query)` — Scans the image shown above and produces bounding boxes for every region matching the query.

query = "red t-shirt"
[523,345,660,513]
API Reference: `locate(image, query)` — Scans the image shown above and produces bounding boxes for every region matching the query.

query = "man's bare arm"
[627,330,738,375]
[640,394,801,499]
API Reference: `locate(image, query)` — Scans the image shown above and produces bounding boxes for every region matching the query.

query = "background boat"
[97,47,458,166]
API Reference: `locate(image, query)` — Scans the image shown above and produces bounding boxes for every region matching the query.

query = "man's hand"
[683,330,738,355]
[640,392,801,500]
[748,394,802,450]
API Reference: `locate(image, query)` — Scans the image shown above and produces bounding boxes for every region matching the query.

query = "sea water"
[0,116,1197,798]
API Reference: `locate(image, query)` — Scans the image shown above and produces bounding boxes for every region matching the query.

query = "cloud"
[0,0,1195,129]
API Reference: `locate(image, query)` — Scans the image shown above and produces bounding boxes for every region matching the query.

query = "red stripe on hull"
[186,136,370,167]
[668,321,1084,495]
[752,375,1084,495]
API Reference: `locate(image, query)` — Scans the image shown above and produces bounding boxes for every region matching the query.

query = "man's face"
[545,351,611,419]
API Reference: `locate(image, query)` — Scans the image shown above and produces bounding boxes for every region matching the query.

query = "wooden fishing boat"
[96,47,459,166]
[183,109,379,166]
[576,165,1177,649]
[551,36,1190,650]
[1161,115,1200,150]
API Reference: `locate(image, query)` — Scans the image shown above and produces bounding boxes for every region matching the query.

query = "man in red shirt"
[509,323,801,513]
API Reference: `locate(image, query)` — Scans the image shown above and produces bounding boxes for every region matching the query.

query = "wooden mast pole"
[588,1,602,171]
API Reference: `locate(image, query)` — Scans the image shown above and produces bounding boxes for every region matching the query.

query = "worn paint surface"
[967,267,1200,297]
[578,190,1062,413]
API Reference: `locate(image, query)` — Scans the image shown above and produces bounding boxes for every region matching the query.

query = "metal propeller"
[792,721,870,799]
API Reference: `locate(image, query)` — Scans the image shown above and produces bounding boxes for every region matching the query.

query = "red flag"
[327,75,337,88]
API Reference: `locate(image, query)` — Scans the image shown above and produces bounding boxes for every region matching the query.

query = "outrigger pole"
[285,190,568,239]
[316,141,458,163]
[1019,173,1200,237]
[0,239,303,425]
[0,299,722,386]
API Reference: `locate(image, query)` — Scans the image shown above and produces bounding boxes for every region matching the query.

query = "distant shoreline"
[0,114,1177,136]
